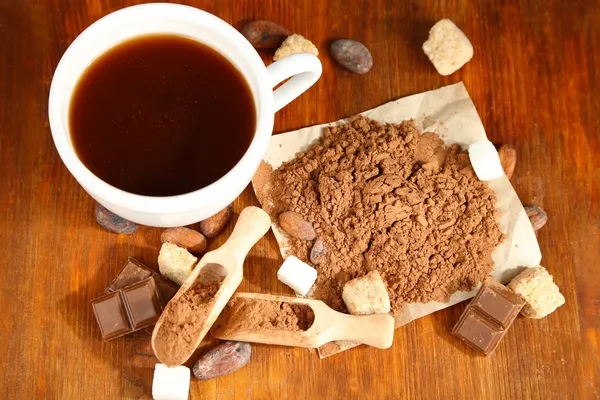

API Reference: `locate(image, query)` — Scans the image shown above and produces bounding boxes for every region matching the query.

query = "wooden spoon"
[151,206,271,365]
[211,292,395,349]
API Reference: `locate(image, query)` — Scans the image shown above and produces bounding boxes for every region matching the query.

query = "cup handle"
[266,53,322,112]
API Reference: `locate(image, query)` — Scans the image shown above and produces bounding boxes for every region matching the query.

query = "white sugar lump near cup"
[152,364,190,400]
[468,139,505,181]
[277,255,318,296]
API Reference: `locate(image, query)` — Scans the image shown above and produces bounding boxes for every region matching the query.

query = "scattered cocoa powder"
[215,297,315,334]
[259,116,505,313]
[153,279,222,366]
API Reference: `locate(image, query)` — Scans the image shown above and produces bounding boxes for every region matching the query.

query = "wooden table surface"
[1,0,599,398]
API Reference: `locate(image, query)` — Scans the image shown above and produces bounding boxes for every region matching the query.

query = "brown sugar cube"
[273,34,318,61]
[342,270,391,315]
[422,19,473,76]
[158,242,198,285]
[507,266,565,319]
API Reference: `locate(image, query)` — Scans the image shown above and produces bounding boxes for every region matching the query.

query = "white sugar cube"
[422,19,473,76]
[152,364,190,400]
[277,255,318,296]
[468,139,504,181]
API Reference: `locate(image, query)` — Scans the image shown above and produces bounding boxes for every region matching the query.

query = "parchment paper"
[252,82,542,358]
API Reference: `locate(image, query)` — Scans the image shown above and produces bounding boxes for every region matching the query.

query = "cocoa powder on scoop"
[215,297,315,334]
[258,116,505,313]
[153,280,222,366]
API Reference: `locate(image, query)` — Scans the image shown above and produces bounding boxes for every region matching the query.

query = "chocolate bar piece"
[472,278,525,328]
[91,291,131,340]
[106,257,152,291]
[452,277,525,355]
[453,308,504,354]
[93,277,162,341]
[106,257,179,308]
[154,278,179,307]
[122,278,162,330]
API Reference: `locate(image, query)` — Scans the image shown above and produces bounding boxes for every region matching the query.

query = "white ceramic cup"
[49,3,321,227]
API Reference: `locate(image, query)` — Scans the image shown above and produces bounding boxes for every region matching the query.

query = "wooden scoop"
[211,292,395,349]
[151,207,271,365]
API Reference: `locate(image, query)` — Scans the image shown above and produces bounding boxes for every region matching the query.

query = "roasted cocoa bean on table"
[241,20,291,49]
[199,204,233,239]
[193,341,251,380]
[330,39,373,74]
[95,203,138,234]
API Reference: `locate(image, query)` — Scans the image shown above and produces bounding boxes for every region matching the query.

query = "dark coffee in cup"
[69,34,256,196]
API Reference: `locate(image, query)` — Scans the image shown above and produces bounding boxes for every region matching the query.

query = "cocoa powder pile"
[265,116,505,313]
[215,297,315,334]
[153,279,222,366]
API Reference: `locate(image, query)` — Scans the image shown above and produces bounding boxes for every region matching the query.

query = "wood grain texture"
[0,0,598,398]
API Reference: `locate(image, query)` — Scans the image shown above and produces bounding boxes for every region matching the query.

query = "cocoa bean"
[161,227,207,254]
[525,206,548,232]
[199,204,233,239]
[498,144,517,180]
[95,204,138,234]
[279,211,316,241]
[241,20,291,49]
[310,237,326,265]
[330,39,373,74]
[193,341,251,380]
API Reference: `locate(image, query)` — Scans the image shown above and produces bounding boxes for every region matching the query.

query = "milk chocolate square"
[122,278,162,329]
[472,278,525,328]
[453,308,503,354]
[92,292,132,341]
[93,276,165,341]
[106,257,152,292]
[106,257,179,308]
[452,277,525,355]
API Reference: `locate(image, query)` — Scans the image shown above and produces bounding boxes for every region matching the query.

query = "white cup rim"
[48,3,274,214]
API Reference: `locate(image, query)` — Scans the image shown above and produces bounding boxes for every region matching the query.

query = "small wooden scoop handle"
[151,207,271,366]
[220,206,271,265]
[327,312,395,349]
